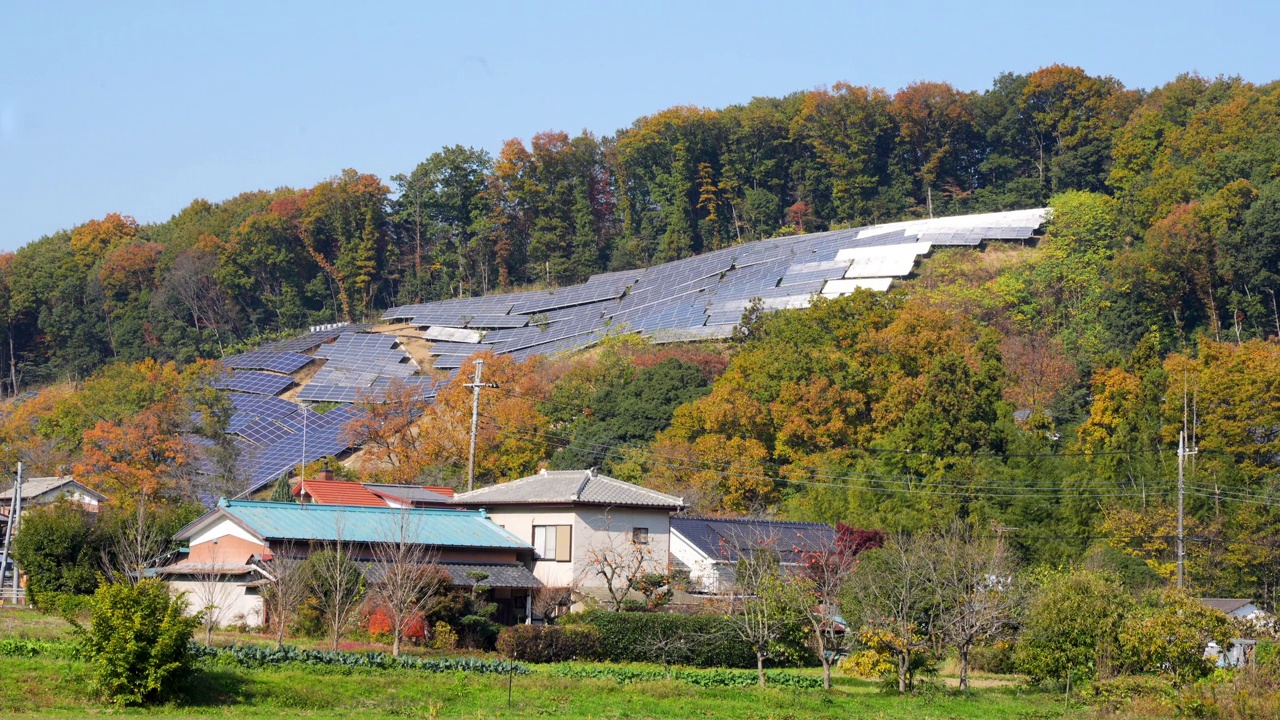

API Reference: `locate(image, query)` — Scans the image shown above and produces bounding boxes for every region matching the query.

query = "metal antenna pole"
[466,359,485,493]
[1177,431,1185,590]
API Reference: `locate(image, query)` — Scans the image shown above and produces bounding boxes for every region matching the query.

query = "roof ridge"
[226,499,477,515]
[676,515,831,526]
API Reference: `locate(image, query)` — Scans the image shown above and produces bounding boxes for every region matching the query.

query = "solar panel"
[236,416,298,445]
[214,371,294,396]
[222,350,313,374]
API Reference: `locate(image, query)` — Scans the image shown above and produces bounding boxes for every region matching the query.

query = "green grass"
[0,606,1135,719]
[0,654,1097,719]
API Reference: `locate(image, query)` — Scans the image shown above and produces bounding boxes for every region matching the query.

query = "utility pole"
[466,359,486,493]
[1176,431,1196,590]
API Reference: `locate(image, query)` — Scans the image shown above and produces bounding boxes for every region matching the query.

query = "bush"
[1083,675,1176,713]
[968,639,1017,675]
[430,621,458,651]
[565,611,758,668]
[10,500,99,605]
[496,624,603,663]
[80,579,201,706]
[35,591,92,620]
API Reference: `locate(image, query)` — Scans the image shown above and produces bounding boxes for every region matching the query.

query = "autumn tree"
[345,378,435,483]
[414,352,554,486]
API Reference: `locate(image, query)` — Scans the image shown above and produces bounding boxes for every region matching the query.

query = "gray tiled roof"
[671,516,837,563]
[0,476,106,503]
[442,563,541,590]
[1200,598,1255,615]
[362,484,454,505]
[451,470,683,509]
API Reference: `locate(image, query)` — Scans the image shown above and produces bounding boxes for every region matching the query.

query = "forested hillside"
[10,65,1278,387]
[4,65,1280,601]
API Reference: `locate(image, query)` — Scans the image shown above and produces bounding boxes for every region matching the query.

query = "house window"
[632,528,650,545]
[533,525,572,562]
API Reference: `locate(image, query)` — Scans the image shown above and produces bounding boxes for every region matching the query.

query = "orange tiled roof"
[292,478,389,507]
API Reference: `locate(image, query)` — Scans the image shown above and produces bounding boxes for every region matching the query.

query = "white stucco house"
[450,469,684,608]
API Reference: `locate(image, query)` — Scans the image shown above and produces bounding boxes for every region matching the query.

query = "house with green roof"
[160,499,539,627]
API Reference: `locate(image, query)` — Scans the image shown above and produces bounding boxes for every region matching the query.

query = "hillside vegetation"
[3,66,1280,603]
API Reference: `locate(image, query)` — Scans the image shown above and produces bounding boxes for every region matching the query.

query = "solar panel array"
[221,350,314,374]
[298,331,435,403]
[384,208,1048,370]
[213,370,295,396]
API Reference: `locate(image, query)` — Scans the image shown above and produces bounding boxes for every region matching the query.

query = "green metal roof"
[204,500,529,550]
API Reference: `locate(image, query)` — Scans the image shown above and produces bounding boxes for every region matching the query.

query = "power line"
[476,414,1280,509]
[479,418,1177,501]
[489,385,1212,460]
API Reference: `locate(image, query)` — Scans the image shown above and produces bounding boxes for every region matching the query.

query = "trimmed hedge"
[563,611,757,669]
[550,662,823,689]
[191,643,528,675]
[496,624,603,663]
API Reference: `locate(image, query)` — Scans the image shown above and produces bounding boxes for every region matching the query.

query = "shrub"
[10,500,99,605]
[565,611,758,668]
[35,591,93,620]
[1015,568,1130,685]
[80,579,201,706]
[1118,589,1234,682]
[496,624,603,663]
[968,639,1017,675]
[430,621,458,651]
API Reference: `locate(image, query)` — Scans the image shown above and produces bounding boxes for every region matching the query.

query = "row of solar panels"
[391,209,1047,370]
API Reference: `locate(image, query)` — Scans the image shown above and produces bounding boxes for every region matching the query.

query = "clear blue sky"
[1,1,1276,251]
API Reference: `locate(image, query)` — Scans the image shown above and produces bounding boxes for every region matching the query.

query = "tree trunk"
[392,628,401,658]
[898,651,909,693]
[959,645,970,692]
[821,654,832,690]
[757,652,766,689]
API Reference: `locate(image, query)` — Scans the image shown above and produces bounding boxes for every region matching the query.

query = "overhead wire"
[478,417,1179,502]
[488,384,1215,461]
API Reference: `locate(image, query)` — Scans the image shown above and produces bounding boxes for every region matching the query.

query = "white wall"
[190,518,260,547]
[481,505,672,589]
[669,530,732,593]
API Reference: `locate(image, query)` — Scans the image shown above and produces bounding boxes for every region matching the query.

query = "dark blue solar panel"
[214,371,294,396]
[222,351,313,374]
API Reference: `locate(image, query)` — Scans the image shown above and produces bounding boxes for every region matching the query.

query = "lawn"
[0,607,1128,719]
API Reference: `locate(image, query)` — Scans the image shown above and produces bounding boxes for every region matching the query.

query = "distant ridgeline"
[199,209,1045,499]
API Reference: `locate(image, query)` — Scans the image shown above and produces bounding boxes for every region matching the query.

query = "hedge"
[496,624,603,663]
[563,611,757,669]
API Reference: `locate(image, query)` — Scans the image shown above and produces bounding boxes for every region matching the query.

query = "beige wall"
[481,505,672,589]
[169,578,264,627]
